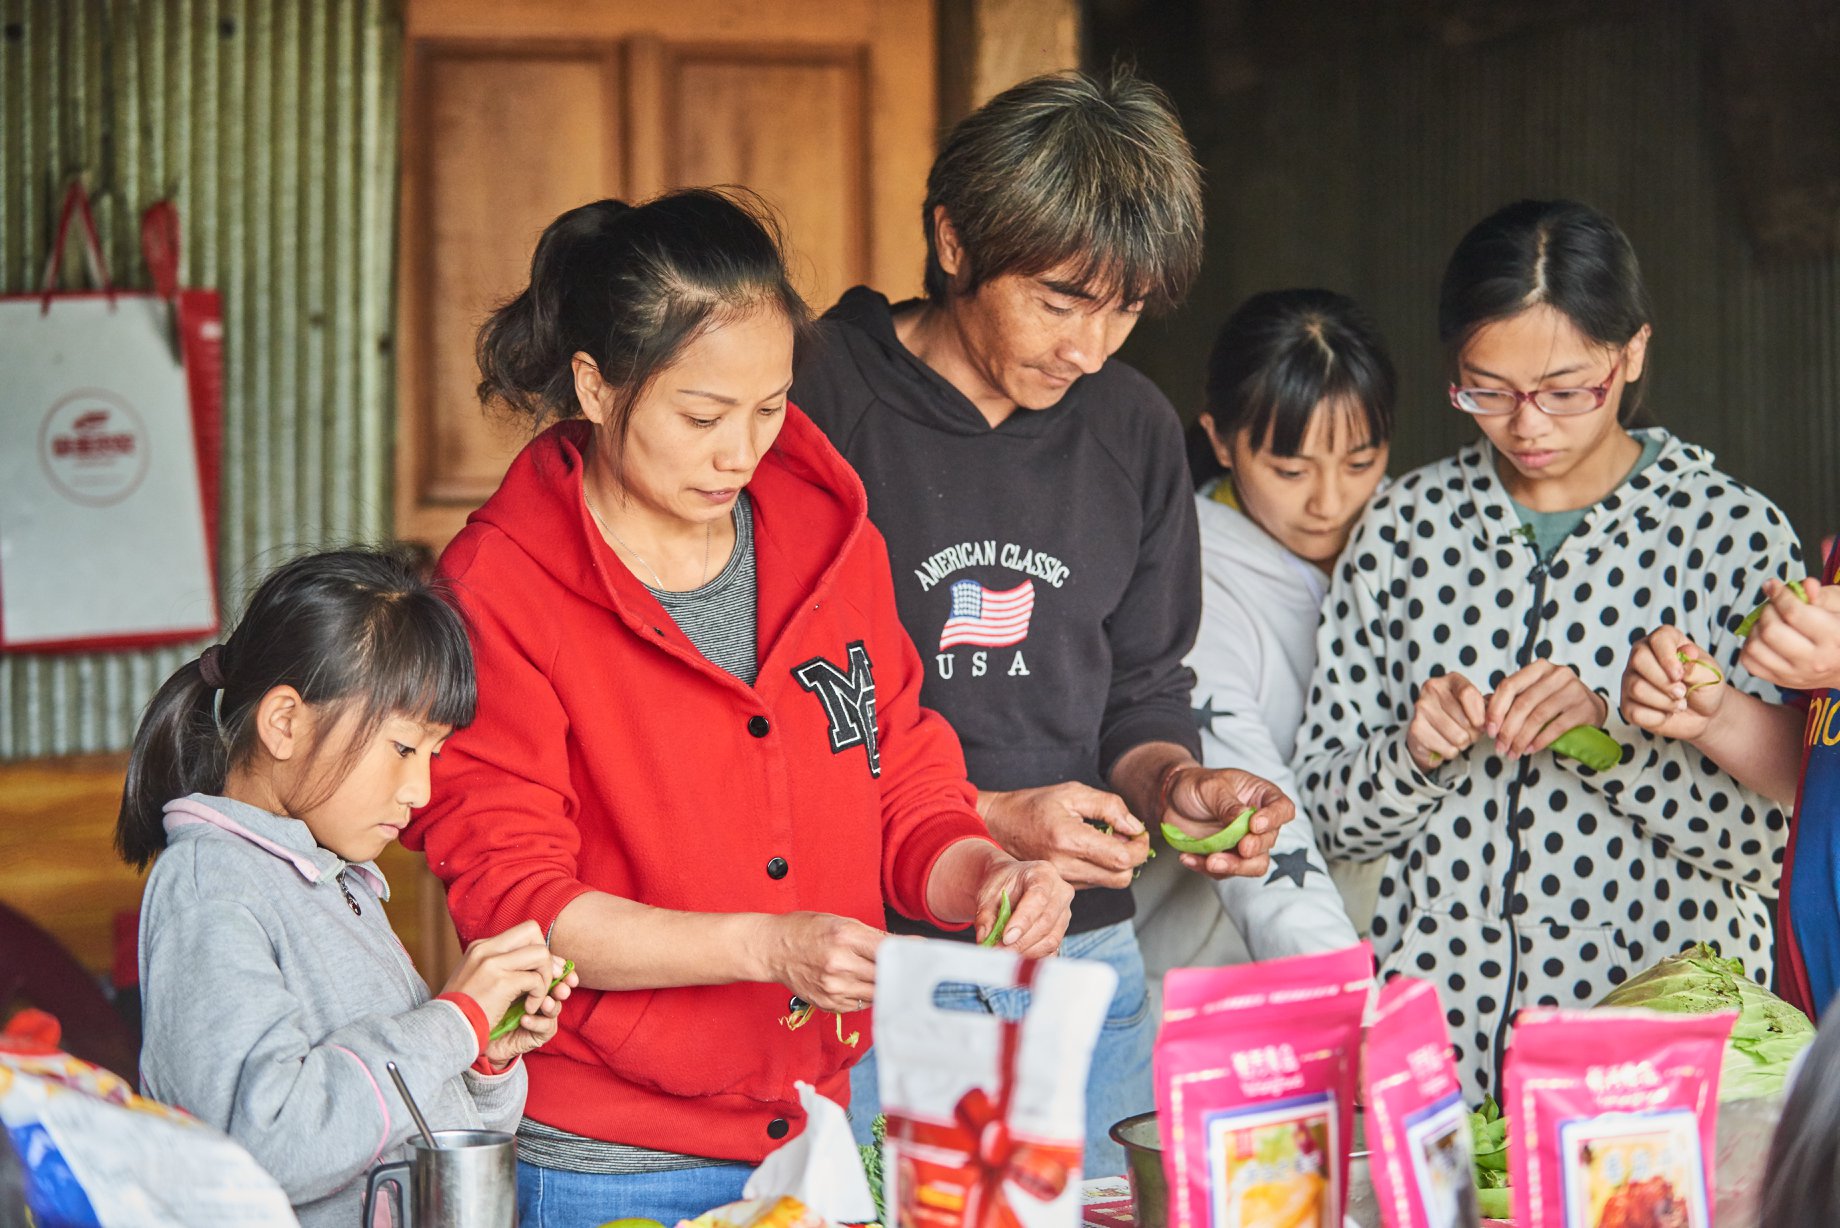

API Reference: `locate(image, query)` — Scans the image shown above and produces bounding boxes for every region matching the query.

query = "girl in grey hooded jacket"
[120,549,576,1227]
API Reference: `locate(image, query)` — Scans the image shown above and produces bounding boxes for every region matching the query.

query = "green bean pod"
[1160,806,1257,856]
[490,958,574,1042]
[1551,725,1624,772]
[979,889,1013,948]
[1738,578,1808,637]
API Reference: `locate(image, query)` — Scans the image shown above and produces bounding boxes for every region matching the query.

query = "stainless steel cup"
[362,1129,517,1228]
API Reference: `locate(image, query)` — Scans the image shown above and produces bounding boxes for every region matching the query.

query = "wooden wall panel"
[396,44,627,544]
[0,755,449,980]
[668,51,869,309]
[396,0,936,554]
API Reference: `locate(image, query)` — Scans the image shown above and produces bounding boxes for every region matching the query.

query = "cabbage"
[1595,943,1814,1100]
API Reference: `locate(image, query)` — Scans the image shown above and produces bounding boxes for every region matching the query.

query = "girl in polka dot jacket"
[1294,199,1799,1104]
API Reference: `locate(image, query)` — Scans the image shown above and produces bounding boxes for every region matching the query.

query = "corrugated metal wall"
[0,0,402,758]
[1118,4,1840,567]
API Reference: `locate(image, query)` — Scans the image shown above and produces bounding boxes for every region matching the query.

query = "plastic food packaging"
[873,936,1116,1228]
[1504,1007,1734,1228]
[1153,942,1373,1228]
[0,1009,296,1227]
[1362,977,1478,1228]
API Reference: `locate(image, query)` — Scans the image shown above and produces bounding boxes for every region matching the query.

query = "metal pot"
[1108,1111,1376,1228]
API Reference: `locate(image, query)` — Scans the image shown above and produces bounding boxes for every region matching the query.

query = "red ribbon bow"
[888,958,1078,1228]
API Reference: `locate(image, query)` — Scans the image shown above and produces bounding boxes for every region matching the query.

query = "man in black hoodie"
[794,68,1296,1170]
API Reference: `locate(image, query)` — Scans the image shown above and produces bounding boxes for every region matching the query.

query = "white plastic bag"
[874,937,1115,1228]
[745,1081,878,1224]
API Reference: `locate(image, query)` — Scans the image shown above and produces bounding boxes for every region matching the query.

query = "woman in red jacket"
[406,189,1072,1227]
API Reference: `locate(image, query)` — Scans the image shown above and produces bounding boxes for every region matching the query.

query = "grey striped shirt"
[650,491,758,685]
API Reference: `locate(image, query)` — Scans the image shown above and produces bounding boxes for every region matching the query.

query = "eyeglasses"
[1448,355,1625,417]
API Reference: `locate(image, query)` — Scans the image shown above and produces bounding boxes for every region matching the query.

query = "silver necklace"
[585,495,711,591]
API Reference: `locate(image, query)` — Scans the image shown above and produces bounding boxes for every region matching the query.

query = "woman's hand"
[1483,659,1607,760]
[973,857,1073,958]
[1159,766,1294,879]
[1405,671,1487,772]
[440,920,559,1035]
[1621,626,1725,740]
[756,913,885,1014]
[1742,577,1840,691]
[481,953,578,1067]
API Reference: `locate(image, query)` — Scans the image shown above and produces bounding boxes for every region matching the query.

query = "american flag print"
[938,579,1036,650]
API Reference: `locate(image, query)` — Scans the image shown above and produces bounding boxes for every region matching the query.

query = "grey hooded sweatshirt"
[138,794,526,1227]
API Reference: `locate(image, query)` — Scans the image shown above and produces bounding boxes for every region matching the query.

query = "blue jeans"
[847,919,1152,1176]
[517,1159,753,1227]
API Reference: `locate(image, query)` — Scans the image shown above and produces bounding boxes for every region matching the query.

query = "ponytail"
[117,657,236,868]
[115,547,477,870]
[475,199,634,424]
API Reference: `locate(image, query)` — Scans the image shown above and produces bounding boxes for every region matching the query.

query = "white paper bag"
[0,294,216,649]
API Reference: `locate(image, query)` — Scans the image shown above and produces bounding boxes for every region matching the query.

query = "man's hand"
[1159,766,1294,880]
[979,783,1149,889]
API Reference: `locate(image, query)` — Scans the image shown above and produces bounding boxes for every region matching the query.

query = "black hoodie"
[794,287,1202,936]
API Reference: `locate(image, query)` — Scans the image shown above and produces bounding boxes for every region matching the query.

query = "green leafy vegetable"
[1160,806,1256,855]
[1595,942,1814,1100]
[858,1113,886,1224]
[490,959,573,1042]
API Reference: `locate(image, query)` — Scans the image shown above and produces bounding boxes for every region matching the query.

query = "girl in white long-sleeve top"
[1135,289,1394,989]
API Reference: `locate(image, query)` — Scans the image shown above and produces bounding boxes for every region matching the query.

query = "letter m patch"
[792,641,880,778]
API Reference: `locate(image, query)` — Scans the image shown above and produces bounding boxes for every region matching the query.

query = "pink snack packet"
[1505,1007,1735,1228]
[1153,942,1372,1228]
[1362,977,1478,1228]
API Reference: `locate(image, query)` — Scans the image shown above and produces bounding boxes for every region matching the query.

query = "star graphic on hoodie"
[1193,696,1226,736]
[1266,846,1323,889]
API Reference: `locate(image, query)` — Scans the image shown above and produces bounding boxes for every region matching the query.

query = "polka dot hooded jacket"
[1294,428,1798,1102]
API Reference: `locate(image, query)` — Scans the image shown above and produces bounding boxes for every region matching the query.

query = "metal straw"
[386,1060,441,1150]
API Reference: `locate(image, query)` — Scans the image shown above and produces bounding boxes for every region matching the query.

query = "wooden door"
[395,0,937,547]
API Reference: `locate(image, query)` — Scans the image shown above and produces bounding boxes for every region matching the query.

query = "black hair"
[1187,289,1397,487]
[1438,199,1653,425]
[1757,1009,1840,1228]
[476,188,812,444]
[116,547,477,869]
[922,67,1204,313]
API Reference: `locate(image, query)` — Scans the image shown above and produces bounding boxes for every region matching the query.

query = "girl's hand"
[1621,626,1724,740]
[758,913,885,1014]
[974,857,1073,958]
[1741,577,1840,691]
[1406,671,1487,772]
[482,954,577,1067]
[1485,659,1608,760]
[440,920,557,1033]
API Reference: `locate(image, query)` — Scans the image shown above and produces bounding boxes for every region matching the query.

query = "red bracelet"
[1157,762,1195,815]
